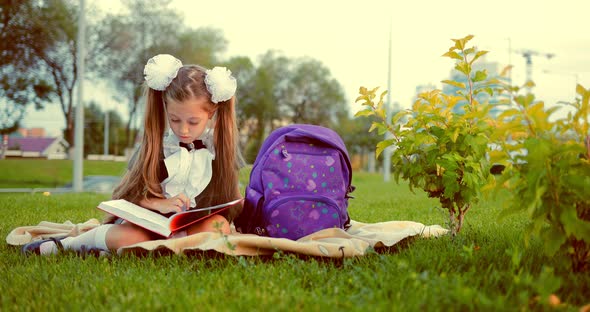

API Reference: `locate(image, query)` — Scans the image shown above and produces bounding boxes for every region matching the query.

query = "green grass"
[0,159,127,188]
[0,160,588,311]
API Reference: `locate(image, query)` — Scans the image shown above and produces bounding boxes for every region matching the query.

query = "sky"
[23,0,590,136]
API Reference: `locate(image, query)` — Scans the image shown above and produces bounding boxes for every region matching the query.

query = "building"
[2,135,69,159]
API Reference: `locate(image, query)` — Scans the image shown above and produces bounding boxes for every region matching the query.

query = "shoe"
[21,236,65,255]
[78,245,103,258]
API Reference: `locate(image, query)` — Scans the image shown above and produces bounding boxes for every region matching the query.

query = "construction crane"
[514,49,555,90]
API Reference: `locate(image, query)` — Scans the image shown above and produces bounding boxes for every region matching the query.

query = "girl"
[22,54,244,255]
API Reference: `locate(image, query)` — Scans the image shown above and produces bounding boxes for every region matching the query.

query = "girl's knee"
[209,214,231,234]
[106,223,156,249]
[187,214,231,235]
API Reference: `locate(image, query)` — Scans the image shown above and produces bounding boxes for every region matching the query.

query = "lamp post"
[73,0,86,192]
[103,88,111,157]
[383,18,392,182]
[1,135,7,160]
[104,110,109,156]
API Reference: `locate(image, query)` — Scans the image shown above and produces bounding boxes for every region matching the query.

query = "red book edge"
[97,198,243,237]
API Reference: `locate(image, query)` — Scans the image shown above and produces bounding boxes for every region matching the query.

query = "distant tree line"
[1,0,379,164]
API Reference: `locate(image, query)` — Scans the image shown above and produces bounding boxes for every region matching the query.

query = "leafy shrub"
[356,34,590,273]
[491,82,590,272]
[355,35,498,235]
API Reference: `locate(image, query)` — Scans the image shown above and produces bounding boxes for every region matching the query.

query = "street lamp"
[73,0,86,192]
[383,18,392,182]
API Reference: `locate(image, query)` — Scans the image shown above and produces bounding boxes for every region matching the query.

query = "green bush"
[356,33,590,273]
[491,81,590,272]
[356,36,590,272]
[356,35,498,235]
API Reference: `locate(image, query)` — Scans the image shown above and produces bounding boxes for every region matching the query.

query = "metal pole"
[104,111,109,156]
[506,37,513,108]
[73,0,85,192]
[1,135,7,160]
[507,37,512,87]
[383,19,392,182]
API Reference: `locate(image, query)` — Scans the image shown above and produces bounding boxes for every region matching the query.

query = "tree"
[224,52,351,163]
[96,0,228,148]
[0,1,53,135]
[82,101,127,156]
[284,57,347,128]
[237,51,290,162]
[2,0,115,149]
[39,0,81,146]
[83,101,104,155]
[223,55,256,152]
[0,69,52,135]
[338,116,382,171]
[176,28,228,67]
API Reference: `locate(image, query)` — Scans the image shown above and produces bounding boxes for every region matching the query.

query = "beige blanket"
[6,219,448,258]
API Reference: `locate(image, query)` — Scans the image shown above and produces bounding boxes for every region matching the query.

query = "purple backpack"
[234,124,354,240]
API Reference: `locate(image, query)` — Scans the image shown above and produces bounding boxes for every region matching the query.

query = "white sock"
[39,224,114,255]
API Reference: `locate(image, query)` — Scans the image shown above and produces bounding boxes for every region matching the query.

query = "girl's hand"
[142,193,190,214]
[159,193,190,213]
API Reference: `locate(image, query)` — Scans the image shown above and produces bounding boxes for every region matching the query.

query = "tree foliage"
[3,0,350,162]
[83,101,126,156]
[284,57,347,125]
[95,0,228,147]
[0,0,53,134]
[35,0,81,145]
[1,0,116,146]
[338,117,382,152]
[232,51,348,163]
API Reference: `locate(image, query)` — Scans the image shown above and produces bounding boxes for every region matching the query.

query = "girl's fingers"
[166,194,189,212]
[164,199,182,213]
[178,193,190,208]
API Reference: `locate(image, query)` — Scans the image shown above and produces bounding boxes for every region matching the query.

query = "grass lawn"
[0,160,588,311]
[0,159,127,188]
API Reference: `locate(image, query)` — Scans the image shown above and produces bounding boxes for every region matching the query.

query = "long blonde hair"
[111,65,243,221]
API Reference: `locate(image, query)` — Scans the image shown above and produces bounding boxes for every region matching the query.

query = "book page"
[97,198,243,237]
[97,199,170,236]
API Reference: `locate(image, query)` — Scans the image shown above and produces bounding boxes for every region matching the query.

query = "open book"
[97,198,243,237]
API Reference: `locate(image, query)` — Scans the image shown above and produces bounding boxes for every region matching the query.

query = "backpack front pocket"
[263,195,343,240]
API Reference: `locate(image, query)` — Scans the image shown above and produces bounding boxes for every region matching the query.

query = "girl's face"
[166,96,214,144]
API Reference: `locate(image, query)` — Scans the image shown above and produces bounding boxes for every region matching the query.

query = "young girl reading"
[22,54,244,255]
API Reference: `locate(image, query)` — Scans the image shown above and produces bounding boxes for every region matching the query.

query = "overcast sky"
[24,0,590,135]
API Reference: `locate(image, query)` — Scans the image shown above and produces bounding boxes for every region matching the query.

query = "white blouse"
[160,129,215,208]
